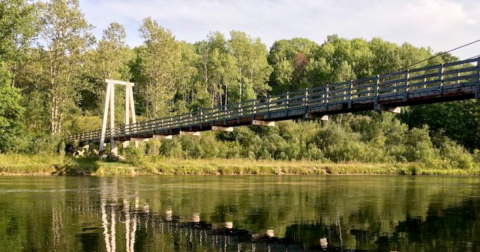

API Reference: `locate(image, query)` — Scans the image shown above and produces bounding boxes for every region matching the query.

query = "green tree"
[0,0,35,150]
[36,0,94,134]
[94,22,131,81]
[137,17,180,118]
[82,22,132,119]
[268,38,320,92]
[401,100,480,150]
[172,41,198,113]
[0,64,24,151]
[0,0,36,87]
[228,31,272,102]
[193,32,240,108]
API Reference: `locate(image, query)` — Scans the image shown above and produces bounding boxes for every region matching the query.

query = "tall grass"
[1,154,480,176]
[0,154,61,175]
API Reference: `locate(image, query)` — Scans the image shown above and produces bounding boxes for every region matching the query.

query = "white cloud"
[80,0,480,59]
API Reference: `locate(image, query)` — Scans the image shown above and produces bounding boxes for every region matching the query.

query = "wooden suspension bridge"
[68,57,480,153]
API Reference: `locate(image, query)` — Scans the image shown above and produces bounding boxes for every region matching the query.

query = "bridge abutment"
[374,104,401,113]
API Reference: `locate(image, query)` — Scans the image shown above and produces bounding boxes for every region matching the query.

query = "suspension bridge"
[68,57,480,154]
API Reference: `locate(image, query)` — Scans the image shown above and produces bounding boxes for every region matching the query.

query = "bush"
[25,134,65,155]
[145,139,161,156]
[436,136,474,169]
[404,126,436,163]
[160,138,183,158]
[0,82,25,152]
[124,144,145,166]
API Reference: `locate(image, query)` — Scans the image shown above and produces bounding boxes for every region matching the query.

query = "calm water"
[0,176,479,252]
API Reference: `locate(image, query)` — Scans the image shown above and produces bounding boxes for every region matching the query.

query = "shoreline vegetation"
[1,154,480,176]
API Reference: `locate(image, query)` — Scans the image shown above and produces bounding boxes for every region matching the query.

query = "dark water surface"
[0,176,479,252]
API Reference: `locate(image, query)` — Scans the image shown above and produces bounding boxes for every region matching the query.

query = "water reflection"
[0,176,480,251]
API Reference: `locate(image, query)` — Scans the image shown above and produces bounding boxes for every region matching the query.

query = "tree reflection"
[0,176,480,251]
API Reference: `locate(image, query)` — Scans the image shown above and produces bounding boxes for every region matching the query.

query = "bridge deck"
[69,57,480,144]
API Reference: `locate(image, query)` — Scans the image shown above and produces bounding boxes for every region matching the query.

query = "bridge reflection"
[96,204,336,252]
[94,180,333,251]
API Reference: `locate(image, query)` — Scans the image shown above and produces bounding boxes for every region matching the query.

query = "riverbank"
[1,154,480,176]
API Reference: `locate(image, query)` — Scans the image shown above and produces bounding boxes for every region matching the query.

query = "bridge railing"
[68,57,480,143]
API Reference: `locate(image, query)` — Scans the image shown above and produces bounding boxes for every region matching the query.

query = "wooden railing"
[68,57,480,143]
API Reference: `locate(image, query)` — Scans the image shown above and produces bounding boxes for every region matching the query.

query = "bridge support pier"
[252,120,275,127]
[153,135,172,139]
[212,126,234,132]
[131,138,150,142]
[180,131,201,136]
[81,143,90,152]
[304,113,329,121]
[375,104,401,113]
[115,141,130,148]
[110,141,118,156]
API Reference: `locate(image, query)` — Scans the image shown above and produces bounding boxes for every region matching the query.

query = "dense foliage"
[123,114,476,170]
[1,0,479,169]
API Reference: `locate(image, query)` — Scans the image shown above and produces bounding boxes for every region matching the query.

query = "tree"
[93,22,131,81]
[228,31,272,102]
[0,0,36,87]
[193,32,240,108]
[401,100,480,150]
[36,0,94,134]
[84,22,132,118]
[0,64,24,151]
[0,0,35,150]
[173,41,198,113]
[268,38,320,92]
[137,17,180,118]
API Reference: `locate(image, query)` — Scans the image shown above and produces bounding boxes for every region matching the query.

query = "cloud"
[80,0,480,59]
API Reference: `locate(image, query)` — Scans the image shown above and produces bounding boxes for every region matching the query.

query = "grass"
[0,154,61,175]
[1,154,480,176]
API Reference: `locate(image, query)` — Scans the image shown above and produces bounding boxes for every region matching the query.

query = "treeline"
[1,0,480,168]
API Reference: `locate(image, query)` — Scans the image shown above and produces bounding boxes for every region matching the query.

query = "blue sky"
[79,0,480,60]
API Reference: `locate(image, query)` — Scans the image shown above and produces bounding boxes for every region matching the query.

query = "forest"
[1,0,480,172]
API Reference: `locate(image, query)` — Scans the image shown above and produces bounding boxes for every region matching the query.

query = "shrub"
[160,138,183,158]
[145,139,161,156]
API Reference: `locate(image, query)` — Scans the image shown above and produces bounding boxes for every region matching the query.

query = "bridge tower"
[99,79,137,156]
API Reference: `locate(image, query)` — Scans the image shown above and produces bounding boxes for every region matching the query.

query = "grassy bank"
[1,154,480,176]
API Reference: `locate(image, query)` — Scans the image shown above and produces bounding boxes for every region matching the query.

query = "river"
[0,176,479,251]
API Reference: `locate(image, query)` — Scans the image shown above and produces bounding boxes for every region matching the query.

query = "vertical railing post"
[476,58,480,99]
[404,70,410,102]
[179,115,183,130]
[325,85,330,110]
[286,91,290,110]
[304,88,309,113]
[438,64,444,98]
[374,75,379,110]
[237,102,241,123]
[267,95,271,113]
[348,80,353,109]
[189,113,192,130]
[252,100,256,118]
[224,104,227,125]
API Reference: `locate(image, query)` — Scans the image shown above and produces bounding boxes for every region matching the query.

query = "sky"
[79,0,480,60]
